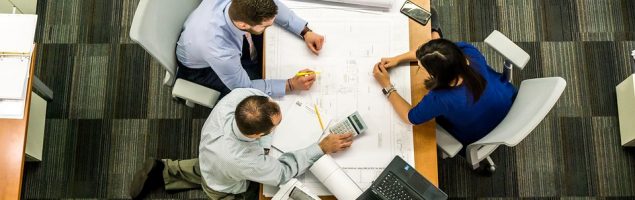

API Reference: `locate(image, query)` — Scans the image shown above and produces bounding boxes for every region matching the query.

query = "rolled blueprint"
[309,155,363,200]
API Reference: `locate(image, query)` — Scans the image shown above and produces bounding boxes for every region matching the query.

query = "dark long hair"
[415,39,486,103]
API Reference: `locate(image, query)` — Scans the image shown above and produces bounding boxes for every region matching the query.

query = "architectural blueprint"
[264,1,414,196]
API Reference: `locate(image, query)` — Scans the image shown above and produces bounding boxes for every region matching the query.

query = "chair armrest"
[172,79,220,108]
[435,125,463,158]
[484,30,530,70]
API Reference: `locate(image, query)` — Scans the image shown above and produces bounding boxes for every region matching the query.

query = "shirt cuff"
[307,143,325,161]
[270,79,287,97]
[289,20,308,36]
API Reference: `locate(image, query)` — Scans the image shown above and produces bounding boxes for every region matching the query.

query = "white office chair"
[130,0,220,108]
[435,30,567,172]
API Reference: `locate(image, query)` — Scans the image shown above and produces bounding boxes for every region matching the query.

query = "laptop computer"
[356,156,448,200]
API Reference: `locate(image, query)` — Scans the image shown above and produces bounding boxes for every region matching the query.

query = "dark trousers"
[176,34,264,98]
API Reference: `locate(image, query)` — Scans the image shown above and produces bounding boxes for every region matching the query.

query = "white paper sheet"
[271,99,331,153]
[0,97,27,119]
[0,14,37,53]
[264,2,414,196]
[0,58,30,119]
[0,57,30,99]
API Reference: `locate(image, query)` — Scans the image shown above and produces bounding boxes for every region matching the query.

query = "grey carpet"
[22,0,635,199]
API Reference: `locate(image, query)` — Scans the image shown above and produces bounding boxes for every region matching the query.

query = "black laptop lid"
[383,156,448,200]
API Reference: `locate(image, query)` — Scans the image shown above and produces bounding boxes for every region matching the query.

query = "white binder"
[0,14,37,119]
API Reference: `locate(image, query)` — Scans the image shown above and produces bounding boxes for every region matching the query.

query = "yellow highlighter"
[295,71,321,77]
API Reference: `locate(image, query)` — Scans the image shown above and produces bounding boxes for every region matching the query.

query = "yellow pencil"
[295,71,321,77]
[314,104,325,131]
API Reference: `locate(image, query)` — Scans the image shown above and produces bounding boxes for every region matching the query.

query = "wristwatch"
[300,26,312,39]
[381,84,396,97]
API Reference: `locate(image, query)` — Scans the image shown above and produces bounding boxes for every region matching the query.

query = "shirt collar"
[224,2,245,37]
[232,119,257,142]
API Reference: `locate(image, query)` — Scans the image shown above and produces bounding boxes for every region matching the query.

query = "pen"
[271,145,285,154]
[295,71,321,77]
[314,104,325,131]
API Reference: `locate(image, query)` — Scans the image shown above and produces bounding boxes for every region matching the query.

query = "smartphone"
[400,0,432,26]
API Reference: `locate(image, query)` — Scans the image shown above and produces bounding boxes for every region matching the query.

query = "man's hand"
[373,63,392,88]
[287,69,316,92]
[304,31,324,55]
[378,56,401,69]
[319,133,353,154]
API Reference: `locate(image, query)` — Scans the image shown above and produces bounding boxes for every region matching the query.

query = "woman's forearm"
[396,50,417,63]
[386,91,413,125]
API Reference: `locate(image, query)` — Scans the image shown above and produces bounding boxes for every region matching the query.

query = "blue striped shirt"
[176,0,308,97]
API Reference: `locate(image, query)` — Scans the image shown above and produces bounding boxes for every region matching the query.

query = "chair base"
[473,156,496,176]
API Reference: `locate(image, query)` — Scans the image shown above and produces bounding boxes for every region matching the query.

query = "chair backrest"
[129,0,201,85]
[465,77,566,165]
[484,30,530,70]
[469,77,566,149]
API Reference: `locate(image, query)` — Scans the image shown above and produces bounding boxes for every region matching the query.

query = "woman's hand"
[378,56,400,69]
[373,63,392,88]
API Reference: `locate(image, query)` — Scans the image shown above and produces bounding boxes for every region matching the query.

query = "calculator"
[329,111,368,136]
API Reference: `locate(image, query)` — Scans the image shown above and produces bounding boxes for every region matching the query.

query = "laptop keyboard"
[372,172,419,200]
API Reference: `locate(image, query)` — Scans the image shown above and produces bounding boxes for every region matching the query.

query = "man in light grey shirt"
[129,88,353,199]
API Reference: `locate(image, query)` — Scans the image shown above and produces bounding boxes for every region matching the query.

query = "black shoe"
[129,158,165,199]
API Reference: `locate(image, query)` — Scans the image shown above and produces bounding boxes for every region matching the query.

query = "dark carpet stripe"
[35,44,76,119]
[558,117,598,196]
[109,44,151,119]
